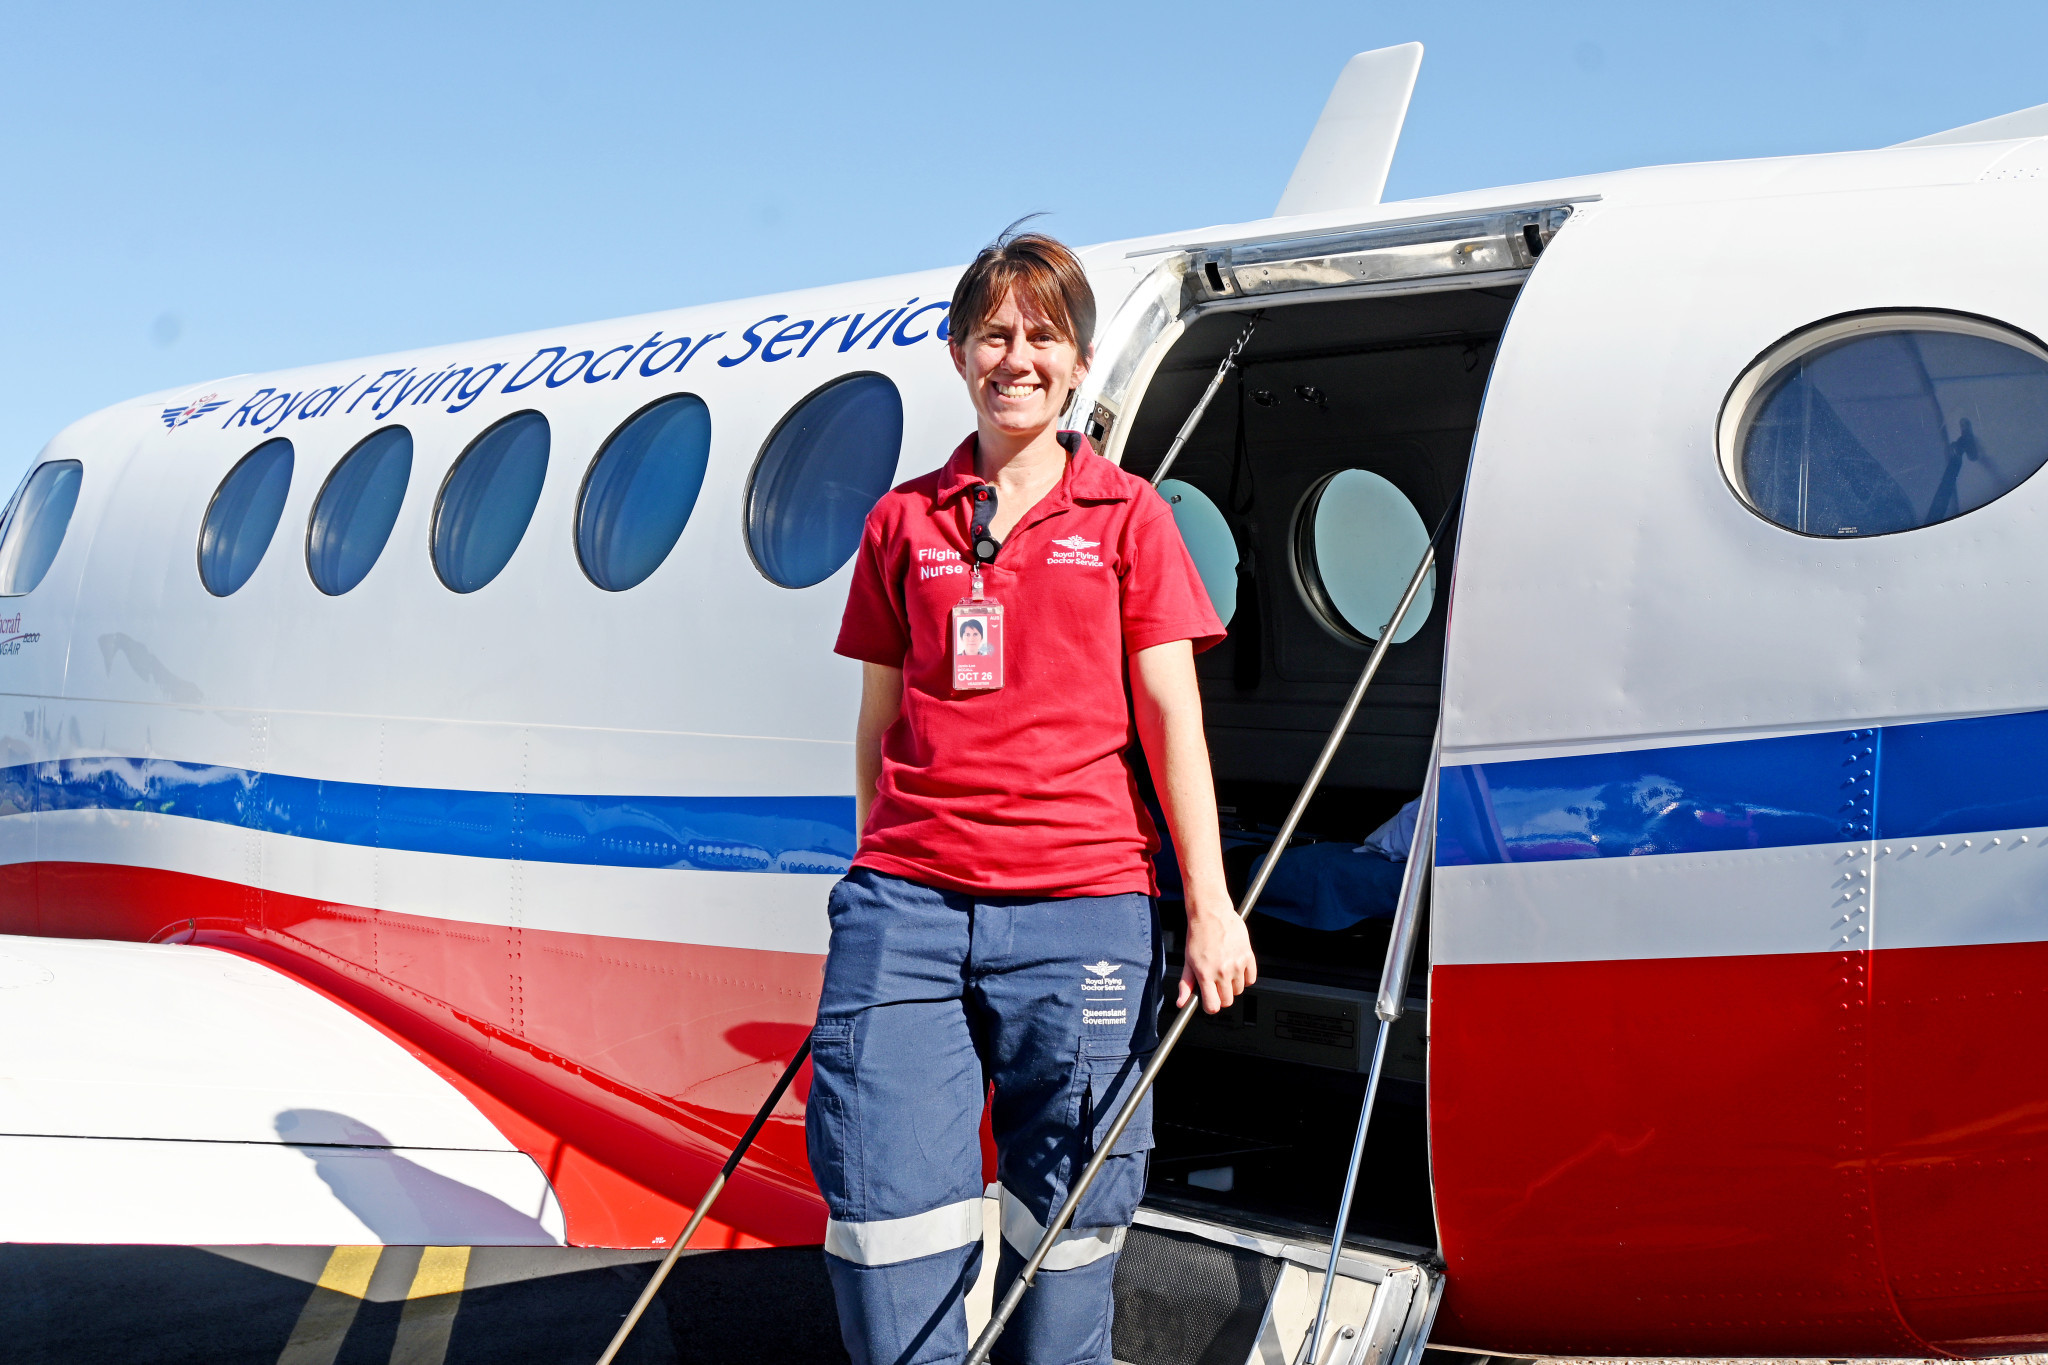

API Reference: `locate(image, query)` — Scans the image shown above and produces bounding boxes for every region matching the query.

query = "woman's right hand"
[1178,895,1257,1013]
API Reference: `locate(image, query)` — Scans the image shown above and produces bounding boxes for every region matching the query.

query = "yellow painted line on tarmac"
[389,1246,473,1365]
[277,1246,383,1365]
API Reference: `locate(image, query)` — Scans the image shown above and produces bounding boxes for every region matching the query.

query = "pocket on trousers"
[1076,1038,1155,1158]
[804,1018,859,1208]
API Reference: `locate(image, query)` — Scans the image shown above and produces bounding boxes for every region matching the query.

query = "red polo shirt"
[835,433,1225,897]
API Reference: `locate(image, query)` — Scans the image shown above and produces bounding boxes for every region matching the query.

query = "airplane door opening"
[1116,279,1522,1254]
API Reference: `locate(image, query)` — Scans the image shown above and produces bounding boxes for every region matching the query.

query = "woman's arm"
[1131,640,1257,1013]
[854,662,905,835]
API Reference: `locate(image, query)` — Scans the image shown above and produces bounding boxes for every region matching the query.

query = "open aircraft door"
[1044,202,1574,1365]
[1431,142,2048,1357]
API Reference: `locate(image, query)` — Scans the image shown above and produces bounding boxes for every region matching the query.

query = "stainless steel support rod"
[1302,727,1440,1361]
[1377,730,1441,1025]
[963,535,1442,1365]
[1297,1019,1392,1365]
[594,1033,813,1365]
[1148,316,1260,488]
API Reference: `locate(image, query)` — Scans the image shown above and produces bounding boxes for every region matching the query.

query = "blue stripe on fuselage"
[0,758,856,874]
[1436,727,1863,867]
[14,704,2043,875]
[1439,707,2048,866]
[1878,710,2048,840]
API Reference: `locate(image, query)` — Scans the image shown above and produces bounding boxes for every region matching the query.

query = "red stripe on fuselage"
[1433,944,2048,1358]
[25,860,2044,1355]
[2,861,828,1249]
[1867,940,2048,1354]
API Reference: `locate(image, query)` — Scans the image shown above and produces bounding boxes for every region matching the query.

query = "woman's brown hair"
[947,223,1097,367]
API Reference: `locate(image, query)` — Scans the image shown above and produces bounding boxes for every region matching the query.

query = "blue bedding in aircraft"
[1154,830,1406,932]
[1244,841,1407,932]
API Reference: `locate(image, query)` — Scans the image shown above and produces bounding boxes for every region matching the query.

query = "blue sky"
[6,0,2047,488]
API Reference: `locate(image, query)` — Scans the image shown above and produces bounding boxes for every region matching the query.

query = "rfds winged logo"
[1048,533,1105,567]
[161,394,226,430]
[1081,960,1125,993]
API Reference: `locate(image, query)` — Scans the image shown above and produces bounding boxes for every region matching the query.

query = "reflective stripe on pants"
[825,1196,985,1267]
[808,868,1161,1365]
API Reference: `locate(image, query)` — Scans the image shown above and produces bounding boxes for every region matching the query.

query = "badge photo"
[951,601,1003,691]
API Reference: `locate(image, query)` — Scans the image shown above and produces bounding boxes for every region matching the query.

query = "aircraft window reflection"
[199,439,294,597]
[1294,468,1434,645]
[747,373,902,588]
[308,427,413,595]
[578,394,712,592]
[433,411,550,594]
[0,461,83,597]
[1726,313,2048,538]
[1158,479,1238,626]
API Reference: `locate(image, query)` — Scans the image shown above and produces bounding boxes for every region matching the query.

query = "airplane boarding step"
[1114,1204,1439,1365]
[963,1196,1440,1365]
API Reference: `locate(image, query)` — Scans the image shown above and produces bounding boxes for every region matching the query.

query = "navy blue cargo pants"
[806,867,1162,1365]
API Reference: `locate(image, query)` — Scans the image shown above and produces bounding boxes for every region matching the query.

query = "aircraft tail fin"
[1894,100,2048,147]
[1274,43,1423,218]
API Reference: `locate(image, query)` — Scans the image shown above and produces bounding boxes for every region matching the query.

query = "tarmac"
[8,1242,2048,1365]
[0,1242,849,1365]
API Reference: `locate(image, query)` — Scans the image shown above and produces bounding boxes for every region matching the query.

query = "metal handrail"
[593,1033,813,1365]
[1147,315,1260,488]
[1378,729,1439,1025]
[1302,724,1441,1362]
[963,515,1448,1365]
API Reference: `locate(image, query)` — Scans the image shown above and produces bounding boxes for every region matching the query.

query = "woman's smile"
[955,289,1087,439]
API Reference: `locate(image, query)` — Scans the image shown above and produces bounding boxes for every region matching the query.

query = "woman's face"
[951,288,1089,439]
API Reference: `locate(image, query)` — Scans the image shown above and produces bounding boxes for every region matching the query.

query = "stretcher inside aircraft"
[12,38,2048,1363]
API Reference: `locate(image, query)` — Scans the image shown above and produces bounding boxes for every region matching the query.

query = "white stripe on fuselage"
[1873,828,2048,953]
[1436,828,2048,966]
[1434,840,1872,966]
[21,808,835,955]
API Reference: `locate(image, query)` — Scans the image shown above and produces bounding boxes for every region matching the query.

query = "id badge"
[951,599,1004,691]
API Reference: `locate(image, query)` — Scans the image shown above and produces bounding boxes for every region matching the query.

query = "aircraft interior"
[1122,281,1519,1254]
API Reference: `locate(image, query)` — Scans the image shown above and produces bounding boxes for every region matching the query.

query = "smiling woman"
[808,227,1243,1365]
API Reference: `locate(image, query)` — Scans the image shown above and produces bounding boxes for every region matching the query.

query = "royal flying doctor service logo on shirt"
[1046,535,1103,567]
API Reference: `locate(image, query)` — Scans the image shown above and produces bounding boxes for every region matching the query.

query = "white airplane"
[9,41,2048,1362]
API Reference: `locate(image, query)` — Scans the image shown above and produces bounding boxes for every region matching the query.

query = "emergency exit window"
[1293,468,1435,646]
[1722,311,2048,538]
[1159,479,1238,626]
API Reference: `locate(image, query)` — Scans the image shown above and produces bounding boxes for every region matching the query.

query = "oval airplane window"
[199,438,294,597]
[1294,469,1435,645]
[307,426,413,595]
[578,394,712,591]
[747,373,902,588]
[1722,312,2048,538]
[432,411,549,593]
[0,460,83,597]
[1158,479,1237,626]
